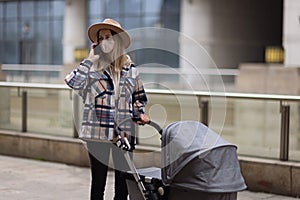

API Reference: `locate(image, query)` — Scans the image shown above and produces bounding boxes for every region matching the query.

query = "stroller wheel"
[158,187,164,196]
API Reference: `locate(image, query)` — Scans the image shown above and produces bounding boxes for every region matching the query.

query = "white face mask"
[100,38,115,53]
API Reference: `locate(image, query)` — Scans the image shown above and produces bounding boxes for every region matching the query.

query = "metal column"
[22,91,27,132]
[280,101,290,161]
[199,98,209,126]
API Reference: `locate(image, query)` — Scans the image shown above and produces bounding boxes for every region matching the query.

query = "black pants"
[87,141,132,200]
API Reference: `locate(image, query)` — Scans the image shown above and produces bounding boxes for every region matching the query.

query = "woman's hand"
[87,43,100,63]
[136,113,150,125]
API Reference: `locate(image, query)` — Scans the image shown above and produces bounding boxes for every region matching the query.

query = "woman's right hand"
[87,43,100,63]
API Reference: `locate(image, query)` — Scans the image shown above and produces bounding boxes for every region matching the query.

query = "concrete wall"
[283,0,300,66]
[236,63,300,95]
[0,131,89,167]
[0,130,299,197]
[239,156,300,197]
[0,130,160,169]
[180,0,283,69]
[63,0,87,65]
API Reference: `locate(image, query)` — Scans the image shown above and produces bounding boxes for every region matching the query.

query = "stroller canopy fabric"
[161,121,247,193]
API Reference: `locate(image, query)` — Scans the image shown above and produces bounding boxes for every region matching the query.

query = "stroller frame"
[119,119,163,200]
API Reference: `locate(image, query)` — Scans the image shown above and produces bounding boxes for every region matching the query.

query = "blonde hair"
[97,31,128,73]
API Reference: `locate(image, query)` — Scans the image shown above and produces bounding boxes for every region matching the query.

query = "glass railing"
[0,81,300,162]
[0,82,73,137]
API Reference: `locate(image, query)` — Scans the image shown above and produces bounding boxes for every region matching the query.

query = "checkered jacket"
[65,59,148,142]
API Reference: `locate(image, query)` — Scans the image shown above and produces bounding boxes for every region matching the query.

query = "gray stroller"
[123,120,247,200]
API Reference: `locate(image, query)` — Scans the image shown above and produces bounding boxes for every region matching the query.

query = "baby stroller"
[121,119,247,200]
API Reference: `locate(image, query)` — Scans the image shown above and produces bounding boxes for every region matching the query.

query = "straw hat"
[87,18,131,49]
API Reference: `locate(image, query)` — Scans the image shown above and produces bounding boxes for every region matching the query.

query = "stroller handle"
[116,117,163,135]
[148,120,163,135]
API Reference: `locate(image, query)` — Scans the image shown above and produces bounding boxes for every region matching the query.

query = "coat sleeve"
[64,59,93,90]
[132,67,148,115]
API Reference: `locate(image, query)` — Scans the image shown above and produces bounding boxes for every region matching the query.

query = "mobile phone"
[93,44,101,55]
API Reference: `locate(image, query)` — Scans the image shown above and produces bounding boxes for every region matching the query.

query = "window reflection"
[21,2,34,17]
[88,0,180,35]
[0,0,64,64]
[124,0,142,15]
[105,0,120,15]
[5,3,18,18]
[52,1,64,16]
[37,1,50,17]
[145,0,163,14]
[87,0,180,68]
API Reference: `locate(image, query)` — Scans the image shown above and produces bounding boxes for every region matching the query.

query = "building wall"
[283,0,300,66]
[180,0,283,69]
[63,0,87,65]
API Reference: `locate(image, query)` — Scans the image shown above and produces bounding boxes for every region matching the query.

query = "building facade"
[0,0,299,68]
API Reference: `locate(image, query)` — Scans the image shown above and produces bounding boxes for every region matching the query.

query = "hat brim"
[88,23,131,49]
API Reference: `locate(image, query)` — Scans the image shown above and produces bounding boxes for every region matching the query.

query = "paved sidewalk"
[0,155,298,200]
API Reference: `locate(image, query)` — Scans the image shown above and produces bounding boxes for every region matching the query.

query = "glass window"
[20,40,35,64]
[52,42,63,64]
[37,20,50,40]
[88,18,101,27]
[0,0,64,64]
[143,16,161,27]
[52,20,63,40]
[162,14,180,30]
[0,22,3,40]
[0,4,3,18]
[88,0,104,17]
[52,1,64,17]
[0,41,2,62]
[124,0,142,15]
[145,0,163,14]
[163,0,180,12]
[87,0,179,30]
[105,0,120,15]
[5,21,18,40]
[5,41,18,64]
[0,3,2,40]
[124,17,141,30]
[5,2,18,19]
[87,0,180,68]
[21,20,34,39]
[21,1,34,17]
[36,42,51,64]
[37,1,50,17]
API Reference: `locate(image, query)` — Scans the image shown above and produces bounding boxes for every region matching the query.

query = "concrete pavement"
[0,155,298,200]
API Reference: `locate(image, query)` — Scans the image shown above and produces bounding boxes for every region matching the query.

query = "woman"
[65,18,149,200]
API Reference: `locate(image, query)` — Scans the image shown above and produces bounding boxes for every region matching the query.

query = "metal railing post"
[199,98,209,126]
[280,101,290,161]
[22,90,27,132]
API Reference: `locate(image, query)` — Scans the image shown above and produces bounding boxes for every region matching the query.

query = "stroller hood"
[161,121,247,192]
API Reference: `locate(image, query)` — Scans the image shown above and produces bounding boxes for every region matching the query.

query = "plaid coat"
[65,59,148,142]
